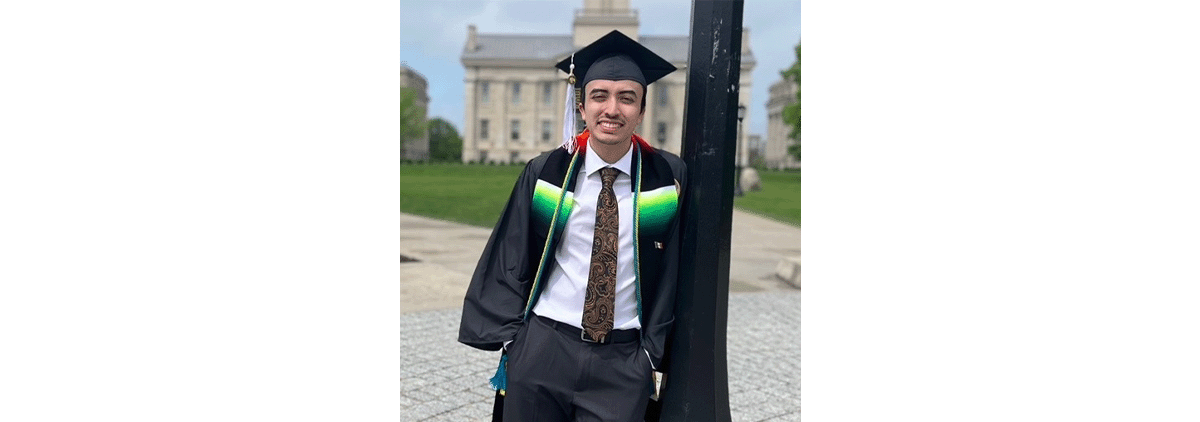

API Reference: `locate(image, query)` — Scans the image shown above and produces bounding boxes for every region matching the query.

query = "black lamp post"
[658,2,744,419]
[735,104,746,196]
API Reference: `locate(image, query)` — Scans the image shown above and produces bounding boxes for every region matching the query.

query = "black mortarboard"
[555,30,676,90]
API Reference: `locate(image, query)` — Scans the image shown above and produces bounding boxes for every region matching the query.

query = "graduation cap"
[554,30,677,152]
[555,30,677,90]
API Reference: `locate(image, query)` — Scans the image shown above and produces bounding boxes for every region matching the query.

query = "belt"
[534,313,640,344]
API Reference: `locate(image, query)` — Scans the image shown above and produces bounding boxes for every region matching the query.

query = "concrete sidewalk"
[400,209,800,313]
[400,214,494,313]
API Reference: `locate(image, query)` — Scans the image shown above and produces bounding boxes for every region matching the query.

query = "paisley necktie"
[582,167,619,342]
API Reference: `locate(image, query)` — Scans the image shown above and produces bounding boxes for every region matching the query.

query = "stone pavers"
[401,290,801,421]
[726,291,801,421]
[400,308,496,422]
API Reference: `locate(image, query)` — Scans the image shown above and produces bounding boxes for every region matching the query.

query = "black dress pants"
[503,314,653,422]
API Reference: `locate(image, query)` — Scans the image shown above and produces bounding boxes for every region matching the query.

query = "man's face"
[579,79,645,148]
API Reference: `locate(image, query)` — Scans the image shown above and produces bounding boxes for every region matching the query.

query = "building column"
[462,73,477,164]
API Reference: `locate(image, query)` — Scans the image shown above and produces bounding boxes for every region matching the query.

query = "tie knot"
[599,167,619,186]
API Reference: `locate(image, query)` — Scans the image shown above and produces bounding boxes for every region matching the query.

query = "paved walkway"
[401,291,800,421]
[400,210,800,421]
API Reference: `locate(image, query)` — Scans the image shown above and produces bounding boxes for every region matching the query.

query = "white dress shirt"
[532,141,641,330]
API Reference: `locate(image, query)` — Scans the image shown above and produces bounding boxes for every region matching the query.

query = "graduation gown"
[458,131,686,411]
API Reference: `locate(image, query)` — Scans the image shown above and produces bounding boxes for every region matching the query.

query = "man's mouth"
[598,121,622,131]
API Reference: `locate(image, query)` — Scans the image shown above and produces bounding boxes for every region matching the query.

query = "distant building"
[401,64,430,160]
[765,77,799,169]
[461,0,756,164]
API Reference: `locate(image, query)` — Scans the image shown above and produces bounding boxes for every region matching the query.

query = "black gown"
[458,132,687,421]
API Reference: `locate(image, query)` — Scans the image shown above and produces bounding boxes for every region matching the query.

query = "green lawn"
[734,170,801,227]
[401,163,524,227]
[401,163,800,228]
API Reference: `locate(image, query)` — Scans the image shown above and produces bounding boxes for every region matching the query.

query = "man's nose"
[601,99,619,116]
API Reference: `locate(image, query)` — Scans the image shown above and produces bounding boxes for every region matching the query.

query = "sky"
[400,0,801,137]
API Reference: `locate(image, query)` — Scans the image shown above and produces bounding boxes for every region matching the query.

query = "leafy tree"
[427,117,462,162]
[401,87,427,158]
[781,43,800,161]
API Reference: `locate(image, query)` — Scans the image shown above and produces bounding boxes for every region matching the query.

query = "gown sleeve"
[457,157,543,351]
[642,154,688,370]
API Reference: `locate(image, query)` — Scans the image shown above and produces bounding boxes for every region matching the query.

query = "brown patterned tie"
[583,167,619,342]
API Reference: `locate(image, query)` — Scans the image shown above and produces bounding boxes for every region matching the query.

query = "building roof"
[463,33,756,66]
[463,34,575,61]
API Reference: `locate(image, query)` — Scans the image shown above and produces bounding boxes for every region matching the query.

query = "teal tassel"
[489,354,508,392]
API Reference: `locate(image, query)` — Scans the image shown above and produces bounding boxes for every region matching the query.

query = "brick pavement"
[401,290,801,421]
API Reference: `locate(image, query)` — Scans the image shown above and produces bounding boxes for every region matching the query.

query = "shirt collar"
[584,141,634,178]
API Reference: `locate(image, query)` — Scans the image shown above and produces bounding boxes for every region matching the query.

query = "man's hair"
[639,83,646,112]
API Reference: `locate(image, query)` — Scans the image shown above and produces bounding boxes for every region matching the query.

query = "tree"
[400,87,426,158]
[427,117,462,162]
[781,43,801,162]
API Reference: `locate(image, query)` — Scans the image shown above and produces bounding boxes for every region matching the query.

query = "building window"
[480,119,489,139]
[479,151,488,163]
[543,82,553,106]
[657,84,669,107]
[510,151,520,164]
[541,120,552,142]
[511,119,520,140]
[481,82,490,103]
[512,82,521,104]
[656,122,667,146]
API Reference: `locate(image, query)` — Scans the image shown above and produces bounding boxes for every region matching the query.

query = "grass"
[401,163,800,228]
[401,163,524,227]
[734,169,801,227]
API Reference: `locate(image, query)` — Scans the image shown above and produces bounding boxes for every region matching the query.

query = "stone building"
[765,77,800,169]
[460,0,755,164]
[401,64,430,160]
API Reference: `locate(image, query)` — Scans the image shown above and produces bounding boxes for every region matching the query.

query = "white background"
[1,1,399,420]
[804,0,1200,420]
[3,0,1200,420]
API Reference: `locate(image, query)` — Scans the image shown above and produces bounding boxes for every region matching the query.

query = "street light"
[735,104,746,196]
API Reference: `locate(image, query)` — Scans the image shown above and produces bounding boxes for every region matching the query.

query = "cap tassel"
[561,54,579,154]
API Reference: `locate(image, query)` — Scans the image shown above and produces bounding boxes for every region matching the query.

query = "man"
[458,30,686,422]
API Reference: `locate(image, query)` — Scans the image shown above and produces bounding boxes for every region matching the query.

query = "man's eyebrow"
[587,88,640,97]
